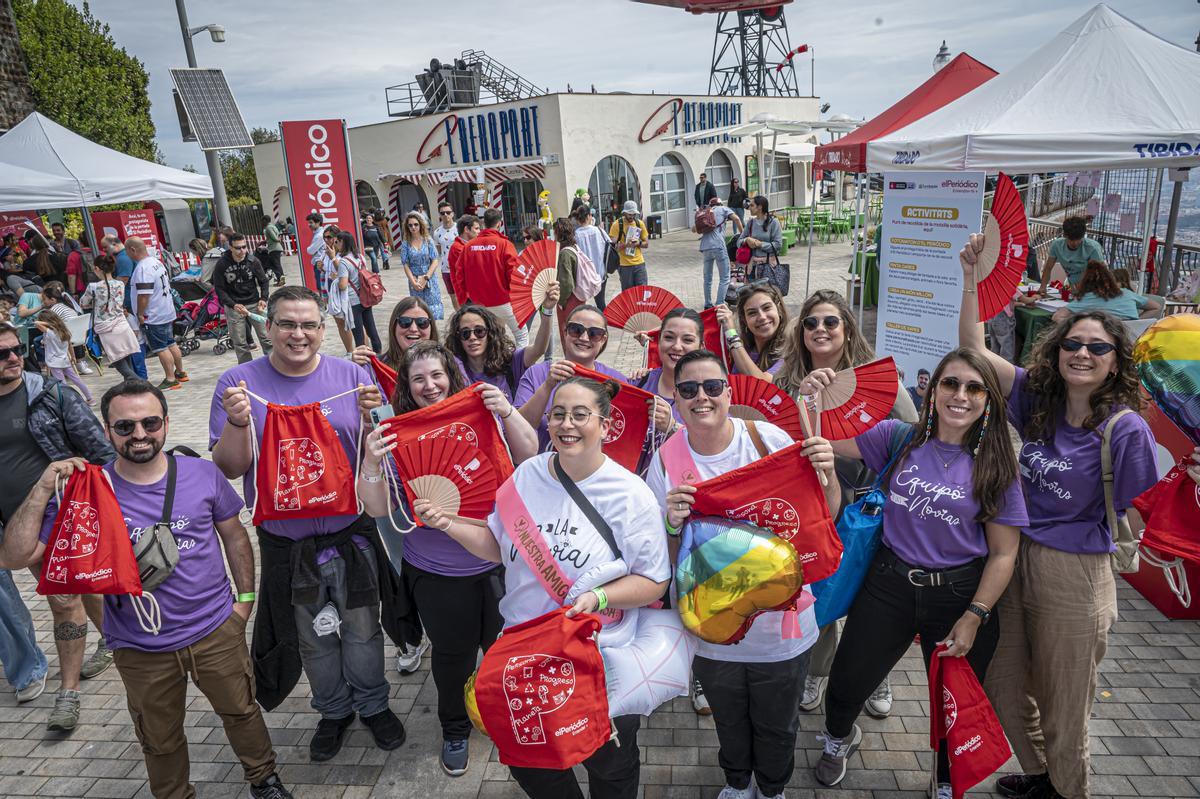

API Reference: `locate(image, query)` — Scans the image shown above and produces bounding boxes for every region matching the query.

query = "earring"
[974,402,991,456]
[923,406,936,443]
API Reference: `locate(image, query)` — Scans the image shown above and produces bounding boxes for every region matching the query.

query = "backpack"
[349,254,386,307]
[694,206,718,235]
[569,245,601,301]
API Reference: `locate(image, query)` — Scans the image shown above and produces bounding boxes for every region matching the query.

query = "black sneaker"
[309,713,355,761]
[997,773,1051,798]
[441,737,469,776]
[362,707,406,751]
[250,774,294,799]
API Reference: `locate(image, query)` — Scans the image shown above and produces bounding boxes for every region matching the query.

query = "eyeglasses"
[0,344,24,361]
[232,244,248,251]
[565,322,607,340]
[1060,338,1116,356]
[272,319,322,332]
[547,408,607,425]
[677,378,728,400]
[109,416,165,437]
[936,376,989,399]
[457,326,487,341]
[396,316,431,330]
[802,315,841,331]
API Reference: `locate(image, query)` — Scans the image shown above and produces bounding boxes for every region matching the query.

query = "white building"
[253,92,820,243]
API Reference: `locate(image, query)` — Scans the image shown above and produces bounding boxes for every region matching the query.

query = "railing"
[1028,219,1198,293]
[385,50,545,117]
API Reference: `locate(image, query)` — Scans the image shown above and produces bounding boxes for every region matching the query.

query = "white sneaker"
[799,674,827,712]
[396,639,428,675]
[934,783,953,799]
[77,362,94,375]
[716,785,754,799]
[16,672,46,703]
[865,676,893,718]
[755,787,785,799]
[691,678,712,716]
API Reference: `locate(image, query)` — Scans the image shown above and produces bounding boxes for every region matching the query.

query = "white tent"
[867,4,1200,173]
[0,112,212,212]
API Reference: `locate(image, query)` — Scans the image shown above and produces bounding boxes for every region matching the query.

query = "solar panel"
[169,68,252,150]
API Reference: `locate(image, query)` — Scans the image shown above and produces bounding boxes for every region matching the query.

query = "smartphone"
[370,403,394,426]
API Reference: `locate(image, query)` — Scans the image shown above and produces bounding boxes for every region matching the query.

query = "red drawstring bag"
[38,464,142,596]
[473,608,610,769]
[382,382,515,484]
[571,364,653,473]
[689,441,842,582]
[368,355,398,403]
[1133,460,1200,563]
[928,645,1011,799]
[252,402,360,525]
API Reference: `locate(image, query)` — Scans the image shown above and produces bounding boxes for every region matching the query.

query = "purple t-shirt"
[637,368,683,423]
[736,348,783,376]
[1007,367,1157,553]
[462,348,528,404]
[209,355,372,541]
[515,359,627,451]
[857,419,1029,569]
[40,458,244,653]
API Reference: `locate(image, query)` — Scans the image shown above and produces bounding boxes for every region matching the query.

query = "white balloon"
[601,609,696,718]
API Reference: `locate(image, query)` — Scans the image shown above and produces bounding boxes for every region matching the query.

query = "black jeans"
[509,714,641,799]
[350,304,382,352]
[825,545,999,781]
[693,649,812,796]
[594,273,609,311]
[402,562,504,740]
[265,250,284,280]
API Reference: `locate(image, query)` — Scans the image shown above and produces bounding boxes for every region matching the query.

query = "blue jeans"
[293,547,389,720]
[703,247,731,308]
[0,568,48,691]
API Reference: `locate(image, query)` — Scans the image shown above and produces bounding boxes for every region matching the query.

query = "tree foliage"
[219,127,278,205]
[13,0,162,163]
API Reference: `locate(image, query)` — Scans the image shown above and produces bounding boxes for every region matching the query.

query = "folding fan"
[509,239,559,327]
[393,437,498,526]
[368,355,398,402]
[727,374,804,441]
[644,306,729,370]
[975,173,1030,322]
[815,357,899,440]
[603,286,683,334]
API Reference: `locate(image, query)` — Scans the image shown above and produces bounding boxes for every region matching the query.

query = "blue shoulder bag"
[811,424,913,627]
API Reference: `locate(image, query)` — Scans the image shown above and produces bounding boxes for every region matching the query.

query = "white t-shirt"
[132,256,176,325]
[487,453,671,649]
[432,224,457,273]
[42,329,71,369]
[647,418,818,663]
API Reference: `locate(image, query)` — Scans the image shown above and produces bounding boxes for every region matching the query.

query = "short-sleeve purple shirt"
[514,359,627,451]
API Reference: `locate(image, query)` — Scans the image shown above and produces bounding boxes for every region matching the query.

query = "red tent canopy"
[814,53,997,173]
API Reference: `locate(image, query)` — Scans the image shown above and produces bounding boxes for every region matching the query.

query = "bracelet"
[970,600,991,613]
[361,472,383,483]
[664,515,681,538]
[728,339,744,350]
[227,417,249,428]
[236,592,256,603]
[724,328,740,341]
[962,287,977,293]
[501,404,514,419]
[540,306,554,317]
[591,586,609,611]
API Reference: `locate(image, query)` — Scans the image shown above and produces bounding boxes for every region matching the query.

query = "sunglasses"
[458,325,487,341]
[396,316,431,330]
[323,235,336,241]
[565,322,607,341]
[407,222,421,227]
[1060,338,1116,356]
[936,376,989,399]
[0,344,24,361]
[677,378,728,400]
[802,315,841,331]
[440,210,454,215]
[110,416,165,436]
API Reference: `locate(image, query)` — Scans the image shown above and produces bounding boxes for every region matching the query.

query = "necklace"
[930,440,965,470]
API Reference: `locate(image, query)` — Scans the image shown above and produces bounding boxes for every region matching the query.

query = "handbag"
[129,454,181,593]
[752,255,791,296]
[1101,409,1141,574]
[735,245,753,265]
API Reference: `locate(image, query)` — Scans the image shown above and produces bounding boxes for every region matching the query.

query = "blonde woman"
[399,212,444,320]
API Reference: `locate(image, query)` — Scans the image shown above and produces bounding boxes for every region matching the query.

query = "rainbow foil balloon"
[675,517,803,645]
[1134,314,1200,447]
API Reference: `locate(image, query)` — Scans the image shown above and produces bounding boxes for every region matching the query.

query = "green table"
[1015,304,1053,363]
[849,251,879,307]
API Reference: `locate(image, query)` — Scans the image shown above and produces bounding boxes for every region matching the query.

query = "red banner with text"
[280,119,360,292]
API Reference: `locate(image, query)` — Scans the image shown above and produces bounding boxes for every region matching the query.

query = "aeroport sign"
[415,105,543,166]
[638,98,744,145]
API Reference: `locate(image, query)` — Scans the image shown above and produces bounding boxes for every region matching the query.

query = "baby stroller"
[174,287,231,355]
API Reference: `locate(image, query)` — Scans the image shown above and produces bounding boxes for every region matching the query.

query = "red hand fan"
[645,306,729,370]
[368,355,398,403]
[975,173,1030,322]
[728,374,804,441]
[815,357,899,440]
[603,286,682,334]
[394,437,498,526]
[509,239,559,327]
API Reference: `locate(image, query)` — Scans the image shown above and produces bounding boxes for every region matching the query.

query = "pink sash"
[660,427,810,639]
[495,477,623,626]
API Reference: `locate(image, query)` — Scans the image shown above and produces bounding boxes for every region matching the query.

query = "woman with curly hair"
[446,299,557,403]
[959,235,1157,799]
[715,282,788,380]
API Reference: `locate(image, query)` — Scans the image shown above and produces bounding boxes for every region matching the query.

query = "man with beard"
[0,379,293,799]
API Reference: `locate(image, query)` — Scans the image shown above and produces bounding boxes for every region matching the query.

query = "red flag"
[929,645,1012,799]
[368,355,398,403]
[570,364,654,472]
[793,44,809,55]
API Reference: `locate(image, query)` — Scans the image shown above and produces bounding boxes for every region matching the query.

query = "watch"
[965,603,991,624]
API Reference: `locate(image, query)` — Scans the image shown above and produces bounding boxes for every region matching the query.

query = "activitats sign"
[280,119,359,292]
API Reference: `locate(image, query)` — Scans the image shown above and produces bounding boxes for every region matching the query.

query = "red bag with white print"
[929,644,1011,799]
[252,401,359,524]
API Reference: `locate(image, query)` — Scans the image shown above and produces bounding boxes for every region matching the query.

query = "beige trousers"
[983,536,1117,799]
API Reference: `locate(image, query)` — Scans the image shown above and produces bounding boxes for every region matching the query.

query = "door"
[651,154,688,232]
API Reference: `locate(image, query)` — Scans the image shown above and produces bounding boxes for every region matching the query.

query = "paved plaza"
[3,231,1199,799]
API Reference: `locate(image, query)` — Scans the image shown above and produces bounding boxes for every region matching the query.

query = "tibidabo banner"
[280,119,360,293]
[876,172,985,397]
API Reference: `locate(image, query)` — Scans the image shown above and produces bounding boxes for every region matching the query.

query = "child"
[35,310,93,405]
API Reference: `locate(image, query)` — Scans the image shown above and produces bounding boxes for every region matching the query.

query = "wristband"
[664,515,681,538]
[724,328,740,342]
[228,417,249,428]
[540,306,554,317]
[361,472,383,483]
[591,586,609,611]
[236,592,256,603]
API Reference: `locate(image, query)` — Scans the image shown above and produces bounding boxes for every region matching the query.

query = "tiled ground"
[3,231,1198,798]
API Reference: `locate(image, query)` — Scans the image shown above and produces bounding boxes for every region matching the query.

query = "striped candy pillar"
[387,179,403,246]
[489,182,505,216]
[436,182,449,208]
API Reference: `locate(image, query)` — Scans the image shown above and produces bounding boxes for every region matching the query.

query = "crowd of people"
[0,200,1198,799]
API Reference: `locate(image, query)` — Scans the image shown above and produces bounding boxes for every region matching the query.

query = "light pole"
[174,0,231,229]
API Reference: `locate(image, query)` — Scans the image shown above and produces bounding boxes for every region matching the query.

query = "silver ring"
[677,502,686,511]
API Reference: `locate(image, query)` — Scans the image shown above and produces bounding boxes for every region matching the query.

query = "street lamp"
[175,0,231,229]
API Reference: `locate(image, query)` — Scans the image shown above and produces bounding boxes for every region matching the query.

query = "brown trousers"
[113,613,276,799]
[983,537,1117,799]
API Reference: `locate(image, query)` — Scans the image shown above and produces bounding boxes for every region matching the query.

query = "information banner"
[876,172,985,398]
[280,119,359,292]
[90,209,162,251]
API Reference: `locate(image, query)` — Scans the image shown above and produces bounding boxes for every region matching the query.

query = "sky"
[70,0,1198,174]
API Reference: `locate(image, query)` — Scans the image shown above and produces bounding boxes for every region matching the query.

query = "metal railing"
[385,51,546,117]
